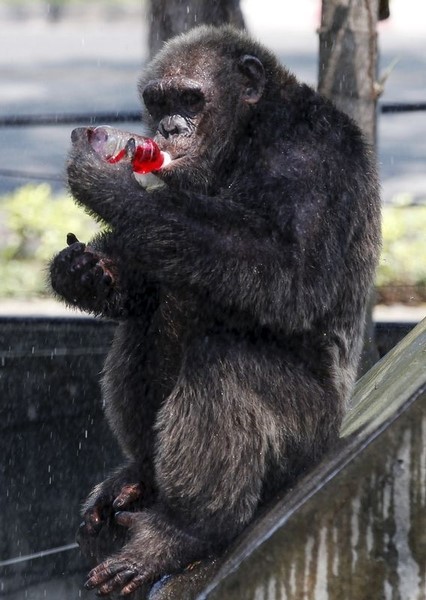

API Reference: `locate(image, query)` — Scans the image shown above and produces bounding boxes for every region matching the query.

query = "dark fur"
[50,26,381,596]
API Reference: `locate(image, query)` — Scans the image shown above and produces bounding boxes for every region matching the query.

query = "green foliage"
[0,184,425,301]
[0,184,99,298]
[378,206,426,287]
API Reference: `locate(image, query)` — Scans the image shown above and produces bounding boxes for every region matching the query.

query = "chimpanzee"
[50,25,381,597]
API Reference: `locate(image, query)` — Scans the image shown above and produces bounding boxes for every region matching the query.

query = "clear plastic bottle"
[88,126,170,174]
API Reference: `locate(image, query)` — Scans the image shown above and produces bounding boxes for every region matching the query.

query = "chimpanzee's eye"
[143,87,169,120]
[180,90,205,114]
[146,98,168,120]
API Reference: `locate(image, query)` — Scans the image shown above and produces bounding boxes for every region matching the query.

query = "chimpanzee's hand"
[50,233,117,311]
[76,465,147,568]
[67,128,140,224]
[80,481,144,538]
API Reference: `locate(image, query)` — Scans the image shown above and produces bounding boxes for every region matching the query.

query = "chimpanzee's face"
[139,49,265,191]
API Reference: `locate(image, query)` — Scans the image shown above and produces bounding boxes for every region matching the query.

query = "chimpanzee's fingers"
[66,232,80,246]
[125,137,136,159]
[113,483,143,510]
[114,511,137,529]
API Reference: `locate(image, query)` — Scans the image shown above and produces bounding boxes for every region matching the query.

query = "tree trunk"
[148,0,245,57]
[318,0,380,374]
[318,0,379,145]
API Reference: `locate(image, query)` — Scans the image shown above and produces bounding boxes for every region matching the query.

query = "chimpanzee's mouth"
[161,153,186,168]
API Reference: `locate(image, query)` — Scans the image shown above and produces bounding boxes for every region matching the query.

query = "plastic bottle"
[88,126,170,174]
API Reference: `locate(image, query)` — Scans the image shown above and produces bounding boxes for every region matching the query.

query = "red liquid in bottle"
[132,139,165,174]
[88,126,168,174]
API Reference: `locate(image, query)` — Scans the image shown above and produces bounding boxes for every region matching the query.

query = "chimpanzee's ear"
[238,55,265,104]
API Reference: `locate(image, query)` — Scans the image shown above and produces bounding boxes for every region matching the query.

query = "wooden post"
[147,0,245,57]
[318,0,380,145]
